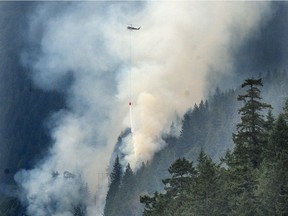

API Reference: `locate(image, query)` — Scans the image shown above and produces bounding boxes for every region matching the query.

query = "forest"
[1,70,288,215]
[1,2,288,216]
[104,77,288,216]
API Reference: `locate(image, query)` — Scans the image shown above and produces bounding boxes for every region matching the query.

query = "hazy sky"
[1,1,287,216]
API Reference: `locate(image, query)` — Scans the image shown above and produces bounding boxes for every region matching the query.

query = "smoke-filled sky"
[3,1,285,215]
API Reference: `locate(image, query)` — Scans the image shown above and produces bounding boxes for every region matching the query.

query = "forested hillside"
[139,78,288,216]
[104,74,288,216]
[1,1,288,215]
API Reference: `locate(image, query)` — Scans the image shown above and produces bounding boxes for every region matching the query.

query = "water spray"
[129,101,134,134]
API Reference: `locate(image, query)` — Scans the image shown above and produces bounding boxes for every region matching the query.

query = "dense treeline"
[104,91,238,216]
[139,78,288,215]
[103,84,240,216]
[104,77,288,216]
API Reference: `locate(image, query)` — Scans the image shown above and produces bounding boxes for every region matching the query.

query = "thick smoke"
[15,1,272,215]
[113,1,273,169]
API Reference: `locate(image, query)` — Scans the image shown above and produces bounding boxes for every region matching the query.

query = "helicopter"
[127,25,141,30]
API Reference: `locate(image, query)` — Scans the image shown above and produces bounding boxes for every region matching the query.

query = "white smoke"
[16,1,272,215]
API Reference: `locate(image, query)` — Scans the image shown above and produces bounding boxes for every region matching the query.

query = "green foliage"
[136,78,288,216]
[103,77,288,216]
[265,114,288,161]
[104,155,123,216]
[233,78,271,169]
[177,89,238,164]
[110,155,123,187]
[140,157,196,216]
[105,162,141,216]
[140,192,170,216]
[162,157,196,199]
[140,153,226,216]
[121,163,134,190]
[190,151,222,216]
[257,112,288,216]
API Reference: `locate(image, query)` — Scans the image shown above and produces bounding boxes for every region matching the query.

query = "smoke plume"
[15,1,272,215]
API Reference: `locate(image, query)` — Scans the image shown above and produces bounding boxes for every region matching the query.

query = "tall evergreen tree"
[121,163,134,190]
[258,114,288,215]
[221,78,271,215]
[140,158,196,216]
[110,163,137,216]
[233,78,271,169]
[104,155,122,216]
[265,109,275,131]
[257,100,288,215]
[140,192,171,216]
[222,149,259,216]
[277,104,288,212]
[190,151,221,216]
[162,157,196,199]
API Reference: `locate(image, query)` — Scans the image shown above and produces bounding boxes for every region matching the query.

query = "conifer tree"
[265,109,275,131]
[110,163,137,216]
[104,155,122,216]
[140,158,196,216]
[162,157,196,198]
[140,192,170,216]
[233,78,271,169]
[221,78,271,215]
[222,151,259,215]
[262,109,275,160]
[276,108,288,216]
[121,163,134,189]
[259,114,288,215]
[190,151,221,216]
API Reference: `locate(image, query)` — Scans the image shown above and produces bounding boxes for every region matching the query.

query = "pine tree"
[271,115,288,215]
[104,155,122,216]
[190,151,222,216]
[140,192,170,216]
[265,114,287,162]
[258,114,288,215]
[110,163,137,216]
[121,163,134,190]
[262,109,275,160]
[265,109,275,131]
[140,158,196,216]
[222,151,258,216]
[274,104,288,215]
[233,78,271,169]
[220,78,271,215]
[162,157,196,199]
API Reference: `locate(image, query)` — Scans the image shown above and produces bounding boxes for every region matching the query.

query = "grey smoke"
[15,1,273,215]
